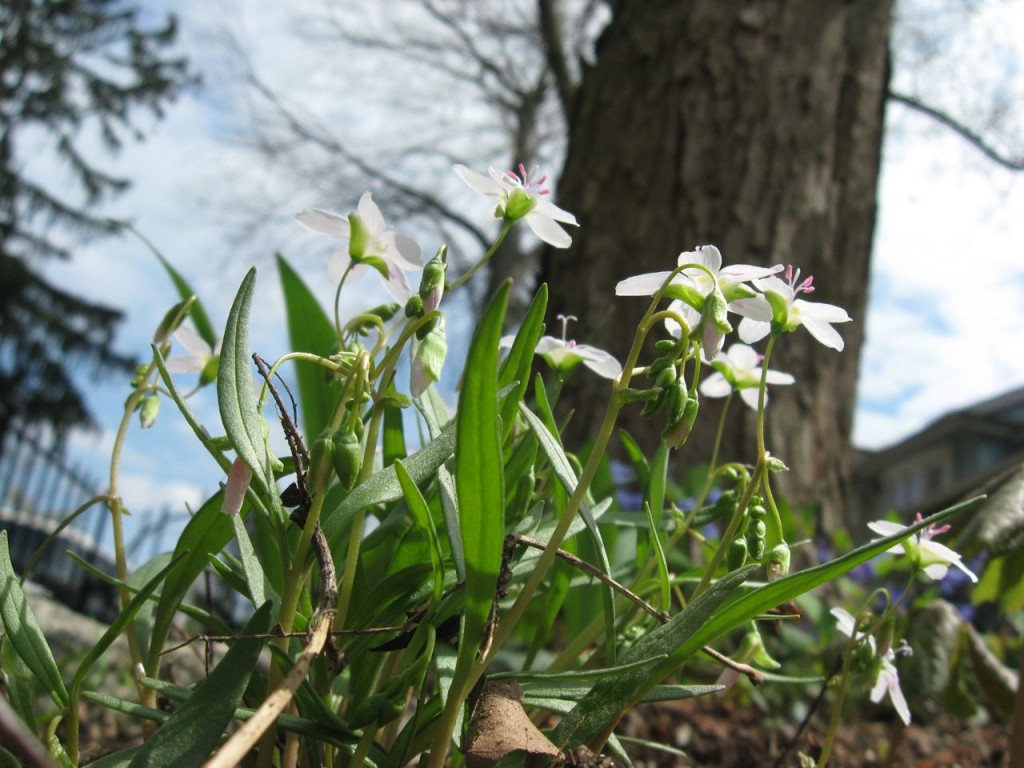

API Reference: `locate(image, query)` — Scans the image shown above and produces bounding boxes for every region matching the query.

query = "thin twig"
[510,534,765,686]
[205,525,338,768]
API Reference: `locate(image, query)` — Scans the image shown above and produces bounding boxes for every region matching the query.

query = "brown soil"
[620,695,1011,768]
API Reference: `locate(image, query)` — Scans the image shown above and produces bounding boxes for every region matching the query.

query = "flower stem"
[447,222,512,292]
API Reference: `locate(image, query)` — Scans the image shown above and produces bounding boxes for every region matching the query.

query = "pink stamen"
[508,164,550,196]
[785,265,815,295]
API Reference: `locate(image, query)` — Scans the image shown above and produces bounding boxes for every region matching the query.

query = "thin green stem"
[447,222,512,292]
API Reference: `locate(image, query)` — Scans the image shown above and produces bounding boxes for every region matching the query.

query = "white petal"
[296,208,350,238]
[738,317,771,344]
[534,336,566,355]
[720,263,784,284]
[764,370,796,386]
[175,326,212,358]
[753,275,792,298]
[328,249,353,283]
[384,232,423,269]
[726,344,759,370]
[357,192,386,234]
[222,458,252,517]
[576,345,622,379]
[801,317,845,350]
[696,244,722,272]
[498,335,516,349]
[532,198,578,225]
[381,263,413,302]
[867,520,905,537]
[164,355,202,374]
[700,373,732,398]
[731,296,774,321]
[524,212,571,248]
[795,299,851,324]
[615,271,675,296]
[739,388,762,410]
[453,164,505,196]
[830,607,858,638]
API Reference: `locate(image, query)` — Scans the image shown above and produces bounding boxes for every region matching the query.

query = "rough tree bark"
[543,0,893,532]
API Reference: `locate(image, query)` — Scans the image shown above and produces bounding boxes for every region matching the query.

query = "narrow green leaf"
[396,461,445,606]
[498,284,547,440]
[233,514,268,609]
[146,491,235,674]
[518,402,617,659]
[321,421,456,549]
[0,531,68,708]
[154,252,218,348]
[218,267,272,494]
[618,430,650,494]
[382,399,407,468]
[454,282,509,676]
[128,602,274,768]
[276,253,339,443]
[550,565,756,750]
[71,554,186,700]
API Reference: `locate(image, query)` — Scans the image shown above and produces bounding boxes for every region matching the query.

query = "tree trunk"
[543,0,893,532]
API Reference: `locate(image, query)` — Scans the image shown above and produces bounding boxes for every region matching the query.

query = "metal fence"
[0,422,122,621]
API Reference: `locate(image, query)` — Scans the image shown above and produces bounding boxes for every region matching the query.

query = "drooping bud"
[332,430,362,491]
[661,388,699,448]
[418,245,448,314]
[766,542,791,581]
[411,317,447,396]
[138,394,160,429]
[307,431,336,495]
[727,537,749,570]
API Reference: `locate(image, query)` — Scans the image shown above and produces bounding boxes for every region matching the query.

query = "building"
[851,385,1024,529]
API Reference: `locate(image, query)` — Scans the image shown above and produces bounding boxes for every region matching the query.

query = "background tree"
[224,0,1021,531]
[222,0,604,320]
[543,0,1023,531]
[0,0,193,453]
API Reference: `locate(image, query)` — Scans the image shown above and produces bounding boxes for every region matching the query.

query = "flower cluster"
[831,606,912,725]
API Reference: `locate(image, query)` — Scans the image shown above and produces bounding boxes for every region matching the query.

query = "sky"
[23,1,1024,551]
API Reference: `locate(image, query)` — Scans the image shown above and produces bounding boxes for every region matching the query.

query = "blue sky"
[24,1,1024,549]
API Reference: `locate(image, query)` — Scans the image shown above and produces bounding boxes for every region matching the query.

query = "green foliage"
[8,169,998,768]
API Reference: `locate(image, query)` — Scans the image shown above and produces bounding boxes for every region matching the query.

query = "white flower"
[297,192,422,302]
[501,314,621,380]
[732,265,851,350]
[615,246,782,356]
[165,326,221,384]
[700,343,795,410]
[453,163,578,248]
[831,607,911,725]
[867,517,978,582]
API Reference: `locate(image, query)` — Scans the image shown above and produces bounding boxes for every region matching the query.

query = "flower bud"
[662,389,698,448]
[307,431,336,494]
[766,542,791,581]
[727,538,749,570]
[405,294,425,318]
[332,430,362,491]
[765,455,790,473]
[418,245,447,314]
[746,519,767,562]
[138,394,160,429]
[411,318,447,396]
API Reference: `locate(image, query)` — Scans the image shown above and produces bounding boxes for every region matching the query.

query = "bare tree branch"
[243,63,493,251]
[538,0,576,120]
[888,90,1024,172]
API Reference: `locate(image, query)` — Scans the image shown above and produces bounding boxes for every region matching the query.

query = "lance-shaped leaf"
[0,531,68,708]
[218,267,272,495]
[276,253,338,443]
[128,602,274,768]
